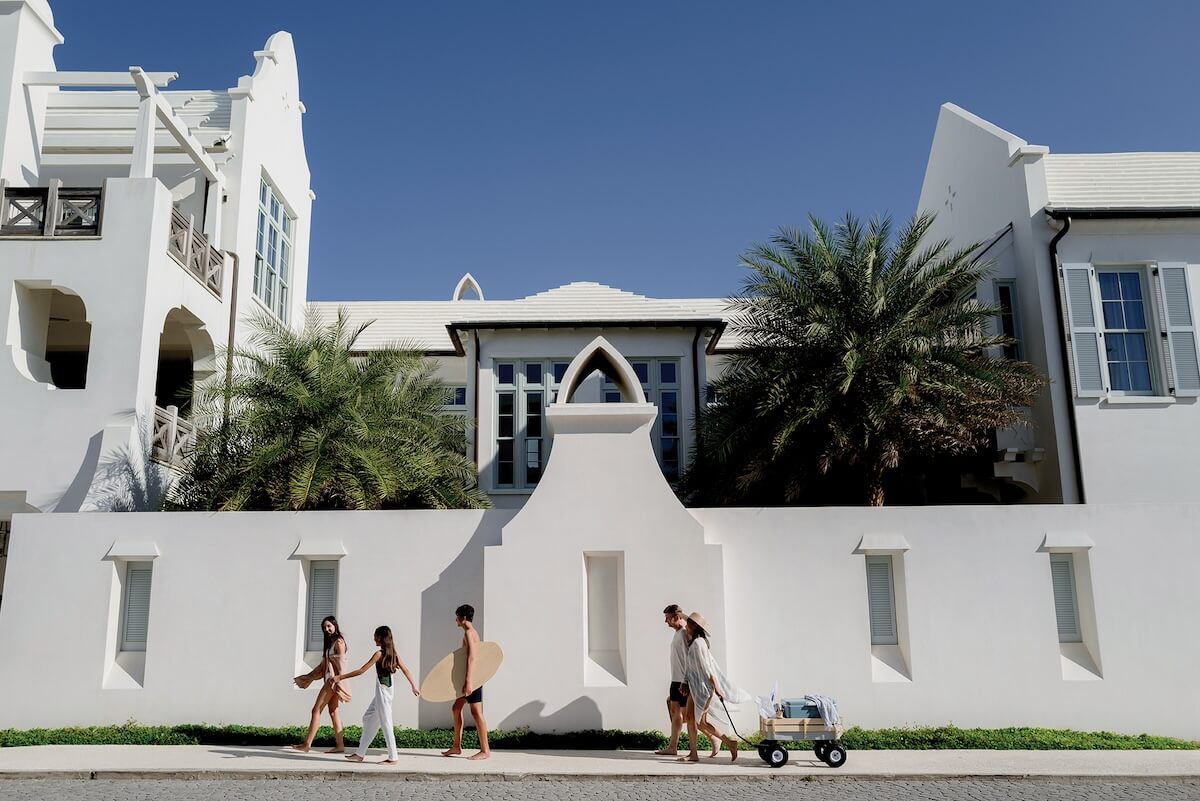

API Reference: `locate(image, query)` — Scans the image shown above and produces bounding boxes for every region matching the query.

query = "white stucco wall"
[1057,221,1200,503]
[0,178,229,513]
[1,347,1197,738]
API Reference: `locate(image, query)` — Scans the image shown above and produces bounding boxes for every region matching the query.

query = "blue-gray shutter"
[865,555,898,646]
[1049,553,1081,644]
[1061,264,1106,397]
[121,563,153,652]
[1154,264,1200,396]
[306,561,338,651]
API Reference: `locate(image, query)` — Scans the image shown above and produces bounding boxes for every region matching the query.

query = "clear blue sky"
[50,1,1200,301]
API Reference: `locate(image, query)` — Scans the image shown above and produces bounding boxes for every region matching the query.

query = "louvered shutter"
[121,563,153,652]
[865,555,898,646]
[306,561,338,651]
[1153,264,1200,396]
[1049,553,1081,643]
[1061,264,1106,397]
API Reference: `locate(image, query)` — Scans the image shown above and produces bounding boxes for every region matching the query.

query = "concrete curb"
[1,770,1198,783]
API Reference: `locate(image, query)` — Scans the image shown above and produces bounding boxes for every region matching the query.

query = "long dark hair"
[322,615,345,653]
[375,625,400,673]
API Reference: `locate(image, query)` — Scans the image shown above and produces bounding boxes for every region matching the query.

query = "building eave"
[443,318,728,357]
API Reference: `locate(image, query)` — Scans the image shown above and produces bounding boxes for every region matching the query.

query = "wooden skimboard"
[419,642,504,703]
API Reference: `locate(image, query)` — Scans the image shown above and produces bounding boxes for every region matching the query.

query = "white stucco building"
[918,104,1200,504]
[2,1,1200,741]
[0,0,313,534]
[311,280,739,508]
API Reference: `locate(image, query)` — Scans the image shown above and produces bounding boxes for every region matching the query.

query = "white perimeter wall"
[1,491,1197,736]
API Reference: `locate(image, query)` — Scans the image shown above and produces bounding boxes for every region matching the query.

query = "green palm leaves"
[687,213,1043,506]
[168,309,487,511]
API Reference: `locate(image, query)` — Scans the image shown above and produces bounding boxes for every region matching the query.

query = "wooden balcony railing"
[0,181,102,237]
[167,207,223,298]
[150,404,196,469]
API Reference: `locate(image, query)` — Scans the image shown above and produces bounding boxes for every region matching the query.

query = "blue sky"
[50,1,1200,301]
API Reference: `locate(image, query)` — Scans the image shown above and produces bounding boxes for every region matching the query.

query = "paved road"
[1,779,1198,801]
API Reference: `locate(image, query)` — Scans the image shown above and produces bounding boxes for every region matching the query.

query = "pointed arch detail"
[555,337,647,405]
[452,273,485,301]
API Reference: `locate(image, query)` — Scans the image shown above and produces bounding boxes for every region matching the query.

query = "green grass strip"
[0,723,1195,750]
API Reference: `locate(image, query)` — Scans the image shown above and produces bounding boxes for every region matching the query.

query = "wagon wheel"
[764,743,789,768]
[813,740,829,760]
[823,741,847,768]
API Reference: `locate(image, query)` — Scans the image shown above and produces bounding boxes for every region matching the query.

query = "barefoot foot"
[325,747,345,754]
[289,744,310,753]
[441,748,462,757]
[468,751,490,761]
[677,754,700,763]
[344,754,364,763]
[655,748,678,756]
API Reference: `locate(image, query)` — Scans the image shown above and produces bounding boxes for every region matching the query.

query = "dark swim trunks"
[669,681,688,706]
[461,685,483,704]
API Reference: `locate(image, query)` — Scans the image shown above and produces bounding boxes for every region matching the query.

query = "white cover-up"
[685,636,751,728]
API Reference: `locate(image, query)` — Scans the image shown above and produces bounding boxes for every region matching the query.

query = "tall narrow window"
[865,555,897,646]
[1098,269,1153,394]
[1049,553,1082,644]
[995,280,1022,360]
[525,391,544,485]
[255,179,295,322]
[306,560,338,652]
[584,552,627,685]
[496,363,516,487]
[120,562,154,652]
[601,358,682,481]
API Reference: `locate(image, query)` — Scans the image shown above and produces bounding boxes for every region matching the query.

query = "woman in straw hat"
[679,612,751,762]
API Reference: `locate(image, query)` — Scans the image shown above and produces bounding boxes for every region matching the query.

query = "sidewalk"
[0,746,1198,781]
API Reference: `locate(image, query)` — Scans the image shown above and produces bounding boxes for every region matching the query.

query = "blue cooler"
[781,699,821,719]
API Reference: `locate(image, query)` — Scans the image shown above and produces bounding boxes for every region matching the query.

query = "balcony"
[168,208,224,298]
[150,404,196,470]
[0,182,102,238]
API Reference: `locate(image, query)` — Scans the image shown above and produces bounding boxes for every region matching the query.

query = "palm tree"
[686,213,1044,507]
[168,308,487,511]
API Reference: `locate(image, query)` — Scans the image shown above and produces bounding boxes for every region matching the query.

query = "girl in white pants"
[334,625,419,764]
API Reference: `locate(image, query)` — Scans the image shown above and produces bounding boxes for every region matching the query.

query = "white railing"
[151,404,196,469]
[168,208,224,298]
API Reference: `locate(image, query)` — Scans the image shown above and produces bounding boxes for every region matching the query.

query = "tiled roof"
[1044,153,1200,211]
[308,282,739,353]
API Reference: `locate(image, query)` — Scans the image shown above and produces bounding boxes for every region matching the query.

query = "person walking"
[680,612,750,763]
[655,604,688,756]
[291,615,349,753]
[338,625,419,764]
[441,604,491,761]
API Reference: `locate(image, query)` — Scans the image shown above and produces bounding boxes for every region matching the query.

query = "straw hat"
[687,612,709,635]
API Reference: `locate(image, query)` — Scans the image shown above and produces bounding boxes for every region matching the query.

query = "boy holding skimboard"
[441,604,491,760]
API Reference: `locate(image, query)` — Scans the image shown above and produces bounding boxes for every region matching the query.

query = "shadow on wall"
[498,697,603,733]
[417,517,499,729]
[54,430,104,512]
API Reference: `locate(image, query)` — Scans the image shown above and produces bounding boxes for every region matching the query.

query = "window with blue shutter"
[306,561,338,652]
[1049,553,1082,644]
[865,555,898,646]
[120,563,153,652]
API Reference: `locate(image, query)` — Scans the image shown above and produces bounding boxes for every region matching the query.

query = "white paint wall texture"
[0,8,313,516]
[2,373,1197,738]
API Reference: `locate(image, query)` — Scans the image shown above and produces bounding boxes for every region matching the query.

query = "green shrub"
[0,723,1194,751]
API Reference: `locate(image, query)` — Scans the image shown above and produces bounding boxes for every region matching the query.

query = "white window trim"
[994,279,1023,360]
[254,177,296,323]
[493,360,570,490]
[1094,266,1159,397]
[604,358,682,482]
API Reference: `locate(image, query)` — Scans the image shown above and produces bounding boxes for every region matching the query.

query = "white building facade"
[0,0,313,533]
[918,104,1200,504]
[312,280,738,508]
